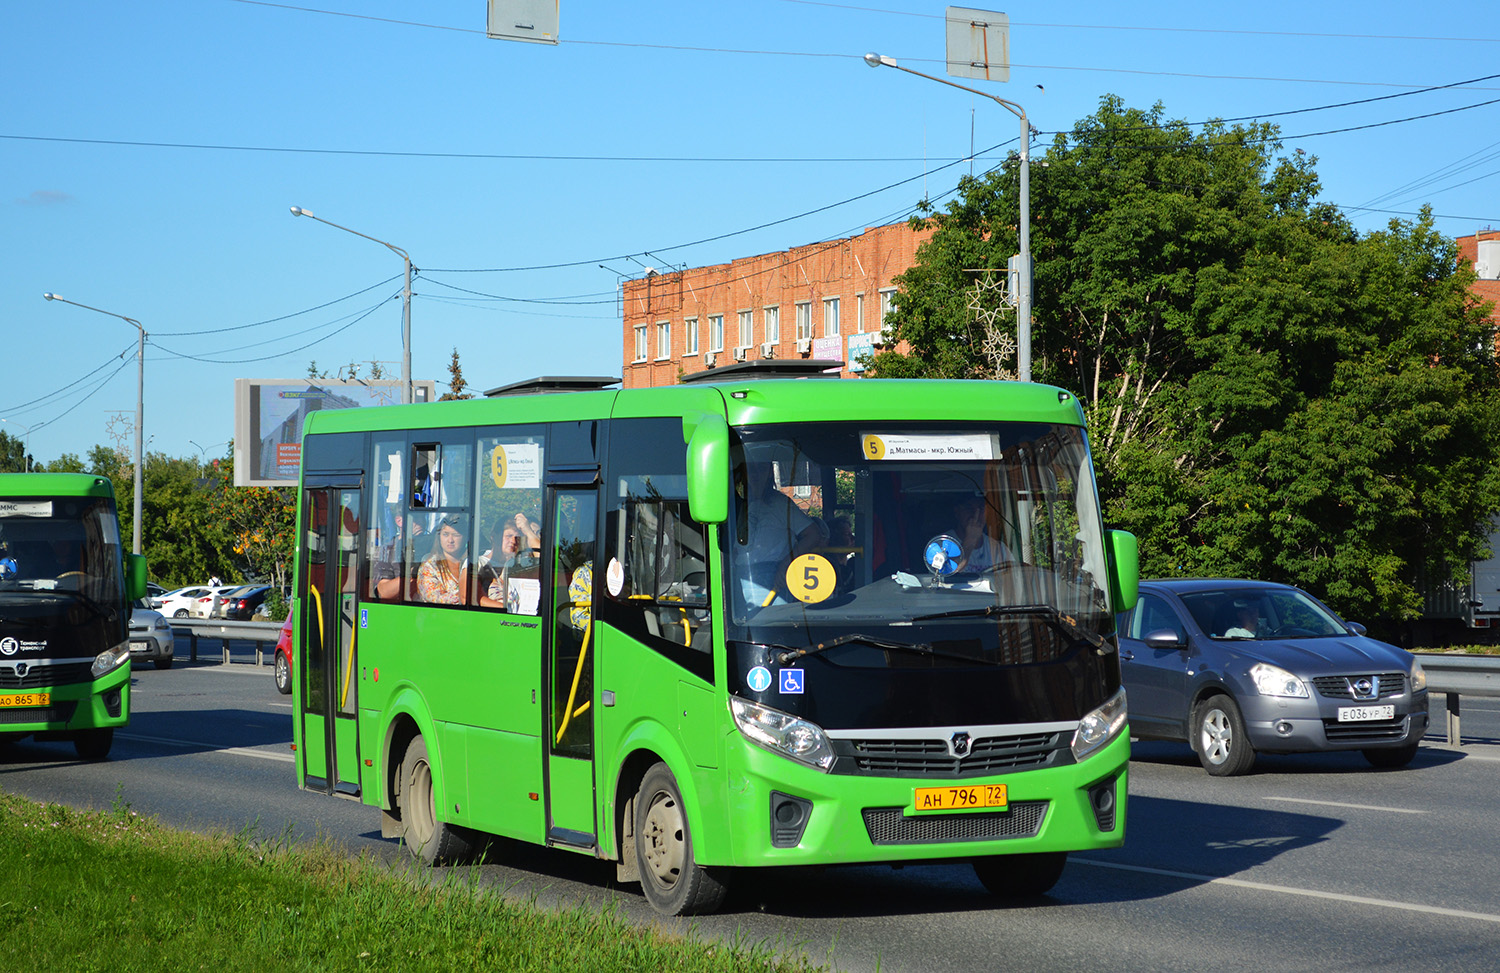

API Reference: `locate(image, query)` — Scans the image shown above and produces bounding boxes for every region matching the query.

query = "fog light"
[103,689,122,718]
[1086,776,1118,832]
[769,791,812,848]
[1274,720,1293,736]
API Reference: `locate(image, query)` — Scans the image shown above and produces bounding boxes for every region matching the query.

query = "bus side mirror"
[1107,529,1139,613]
[685,413,729,524]
[125,553,148,602]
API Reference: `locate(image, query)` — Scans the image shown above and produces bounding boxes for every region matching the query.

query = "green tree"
[203,451,296,593]
[440,347,473,401]
[876,96,1500,621]
[0,431,27,473]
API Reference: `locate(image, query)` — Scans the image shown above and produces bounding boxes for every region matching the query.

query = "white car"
[188,585,242,619]
[154,586,215,618]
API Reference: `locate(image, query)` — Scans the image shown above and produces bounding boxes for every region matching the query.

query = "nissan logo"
[1351,676,1379,700]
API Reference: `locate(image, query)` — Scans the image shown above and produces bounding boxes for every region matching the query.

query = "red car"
[273,612,294,694]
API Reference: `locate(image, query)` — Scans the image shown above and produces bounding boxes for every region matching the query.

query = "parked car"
[154,586,214,618]
[128,597,175,670]
[224,585,272,620]
[1118,578,1429,775]
[189,584,242,618]
[146,581,167,599]
[273,611,294,694]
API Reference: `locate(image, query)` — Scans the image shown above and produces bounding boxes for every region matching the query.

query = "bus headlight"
[92,642,131,679]
[1071,688,1127,762]
[730,697,835,771]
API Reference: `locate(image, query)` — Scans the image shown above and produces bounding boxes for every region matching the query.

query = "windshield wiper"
[771,633,992,666]
[910,603,1113,655]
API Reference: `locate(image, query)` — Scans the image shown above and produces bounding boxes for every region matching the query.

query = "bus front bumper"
[710,731,1128,869]
[2,660,131,735]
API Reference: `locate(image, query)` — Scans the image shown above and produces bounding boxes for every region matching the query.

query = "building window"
[737,309,753,349]
[879,287,897,329]
[763,305,779,343]
[855,292,865,333]
[795,302,812,341]
[685,316,699,356]
[656,321,671,360]
[633,324,648,362]
[823,297,840,337]
[709,314,724,352]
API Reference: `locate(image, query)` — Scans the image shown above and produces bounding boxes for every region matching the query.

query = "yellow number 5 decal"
[786,554,836,604]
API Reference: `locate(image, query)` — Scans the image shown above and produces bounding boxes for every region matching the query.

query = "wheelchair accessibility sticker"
[360,608,368,629]
[779,669,805,694]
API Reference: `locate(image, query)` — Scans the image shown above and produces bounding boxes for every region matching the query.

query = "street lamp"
[0,418,36,472]
[290,206,414,405]
[189,439,229,475]
[864,52,1036,383]
[42,293,146,554]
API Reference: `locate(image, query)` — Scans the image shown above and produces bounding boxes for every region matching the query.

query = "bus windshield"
[726,421,1114,668]
[0,496,125,611]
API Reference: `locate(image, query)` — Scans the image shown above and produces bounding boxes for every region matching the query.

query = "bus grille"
[1323,715,1409,743]
[862,801,1048,845]
[0,662,95,690]
[0,702,78,725]
[1311,673,1406,700]
[836,731,1066,778]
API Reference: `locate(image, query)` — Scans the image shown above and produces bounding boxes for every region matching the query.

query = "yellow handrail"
[554,617,592,746]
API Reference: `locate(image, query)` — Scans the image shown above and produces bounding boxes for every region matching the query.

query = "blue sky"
[6,1,1500,467]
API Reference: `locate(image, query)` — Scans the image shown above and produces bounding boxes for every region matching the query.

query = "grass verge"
[0,788,821,973]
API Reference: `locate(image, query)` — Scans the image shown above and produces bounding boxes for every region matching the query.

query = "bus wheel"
[396,736,474,865]
[973,852,1067,898]
[74,729,113,762]
[634,762,727,916]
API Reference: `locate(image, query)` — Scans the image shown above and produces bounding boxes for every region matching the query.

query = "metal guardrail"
[1413,653,1500,746]
[170,618,284,666]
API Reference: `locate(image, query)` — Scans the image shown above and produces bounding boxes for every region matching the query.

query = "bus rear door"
[544,477,599,847]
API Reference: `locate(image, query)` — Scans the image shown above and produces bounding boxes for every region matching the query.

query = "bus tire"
[973,851,1067,897]
[396,736,474,865]
[74,729,113,762]
[634,762,727,916]
[1193,694,1256,776]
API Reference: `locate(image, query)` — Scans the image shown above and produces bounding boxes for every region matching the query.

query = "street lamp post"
[290,207,414,404]
[42,293,146,554]
[0,418,36,472]
[864,52,1035,383]
[188,439,229,476]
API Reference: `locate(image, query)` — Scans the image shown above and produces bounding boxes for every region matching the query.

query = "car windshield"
[724,420,1115,667]
[0,495,124,609]
[1179,587,1348,640]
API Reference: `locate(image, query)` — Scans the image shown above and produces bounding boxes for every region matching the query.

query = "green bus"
[0,473,148,761]
[291,364,1138,915]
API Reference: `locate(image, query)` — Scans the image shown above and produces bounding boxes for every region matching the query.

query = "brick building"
[620,222,933,388]
[1456,231,1500,356]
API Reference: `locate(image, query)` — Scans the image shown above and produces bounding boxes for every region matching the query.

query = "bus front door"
[544,485,598,846]
[298,484,363,798]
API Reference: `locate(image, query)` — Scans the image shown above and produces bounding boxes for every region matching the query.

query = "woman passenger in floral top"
[417,516,469,605]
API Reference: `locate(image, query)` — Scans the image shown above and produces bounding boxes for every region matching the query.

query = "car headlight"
[1071,688,1127,762]
[729,697,835,771]
[1410,659,1427,692]
[1250,662,1308,698]
[92,642,131,679]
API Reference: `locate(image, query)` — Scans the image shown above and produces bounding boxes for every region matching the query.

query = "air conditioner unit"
[870,327,891,348]
[704,352,717,367]
[760,341,776,359]
[795,337,812,355]
[732,346,748,362]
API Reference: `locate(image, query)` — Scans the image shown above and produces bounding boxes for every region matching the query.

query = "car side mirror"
[1143,628,1186,649]
[1345,621,1367,637]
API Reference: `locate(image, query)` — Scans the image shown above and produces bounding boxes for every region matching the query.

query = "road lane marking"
[1263,796,1427,814]
[1074,858,1500,924]
[119,732,295,763]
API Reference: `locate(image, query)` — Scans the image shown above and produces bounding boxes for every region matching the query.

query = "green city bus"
[0,473,148,761]
[291,364,1138,915]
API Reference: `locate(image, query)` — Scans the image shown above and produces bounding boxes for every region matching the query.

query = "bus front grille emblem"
[948,732,972,758]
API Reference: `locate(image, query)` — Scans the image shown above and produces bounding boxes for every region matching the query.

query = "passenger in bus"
[416,516,469,605]
[949,494,1012,572]
[739,459,828,608]
[476,514,540,609]
[372,512,422,600]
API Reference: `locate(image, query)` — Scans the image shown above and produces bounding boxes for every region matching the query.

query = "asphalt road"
[4,642,1498,973]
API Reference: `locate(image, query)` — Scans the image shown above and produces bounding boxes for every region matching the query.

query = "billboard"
[233,378,436,487]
